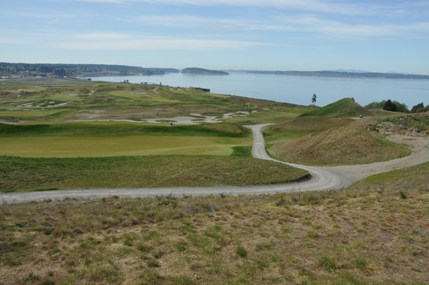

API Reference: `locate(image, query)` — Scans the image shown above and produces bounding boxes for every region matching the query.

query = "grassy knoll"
[263,117,354,145]
[1,163,428,284]
[300,98,373,118]
[0,153,309,192]
[268,118,411,165]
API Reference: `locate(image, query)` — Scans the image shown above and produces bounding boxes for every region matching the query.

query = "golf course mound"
[268,118,411,165]
[272,117,354,132]
[299,98,373,118]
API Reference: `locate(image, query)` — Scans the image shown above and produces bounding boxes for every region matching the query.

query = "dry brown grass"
[268,118,411,166]
[1,161,429,284]
[273,117,354,132]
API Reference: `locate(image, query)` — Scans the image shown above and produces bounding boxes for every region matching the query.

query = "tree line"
[0,62,179,77]
[365,100,429,113]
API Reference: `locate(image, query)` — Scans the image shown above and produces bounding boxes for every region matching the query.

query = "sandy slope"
[1,124,428,204]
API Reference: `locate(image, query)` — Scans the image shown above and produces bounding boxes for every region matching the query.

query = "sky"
[1,0,429,74]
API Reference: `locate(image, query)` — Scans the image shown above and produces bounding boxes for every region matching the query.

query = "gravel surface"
[1,124,428,204]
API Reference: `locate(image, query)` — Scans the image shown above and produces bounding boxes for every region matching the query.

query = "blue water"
[92,72,429,109]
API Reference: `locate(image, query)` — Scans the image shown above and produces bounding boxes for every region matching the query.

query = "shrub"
[235,245,248,258]
[307,230,320,239]
[354,258,368,270]
[319,255,337,271]
[147,259,160,267]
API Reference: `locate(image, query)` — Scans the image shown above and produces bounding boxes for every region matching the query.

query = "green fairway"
[0,135,250,157]
[0,109,70,118]
[0,122,252,157]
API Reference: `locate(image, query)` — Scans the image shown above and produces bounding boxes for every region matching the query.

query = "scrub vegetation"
[1,161,428,284]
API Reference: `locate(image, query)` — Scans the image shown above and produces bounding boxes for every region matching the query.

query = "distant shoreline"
[232,70,429,80]
[1,62,428,80]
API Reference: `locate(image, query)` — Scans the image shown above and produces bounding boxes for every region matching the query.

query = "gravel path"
[1,124,428,204]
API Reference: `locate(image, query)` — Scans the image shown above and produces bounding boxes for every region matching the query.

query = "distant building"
[193,87,210,92]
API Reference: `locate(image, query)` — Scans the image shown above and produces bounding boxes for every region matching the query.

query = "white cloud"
[51,33,265,50]
[122,12,429,39]
[69,0,373,15]
[275,15,429,39]
[123,15,209,28]
[0,37,26,44]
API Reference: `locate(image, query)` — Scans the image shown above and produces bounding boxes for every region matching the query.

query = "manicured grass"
[0,155,309,192]
[0,122,251,138]
[0,136,251,157]
[0,122,252,157]
[1,162,428,284]
[0,109,69,118]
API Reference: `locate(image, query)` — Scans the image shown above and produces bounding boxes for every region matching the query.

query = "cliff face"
[181,67,228,75]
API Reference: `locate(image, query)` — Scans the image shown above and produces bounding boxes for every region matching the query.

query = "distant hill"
[241,70,429,80]
[0,62,179,77]
[299,98,372,118]
[181,67,228,75]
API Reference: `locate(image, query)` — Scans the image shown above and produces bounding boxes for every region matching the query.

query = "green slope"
[299,98,372,118]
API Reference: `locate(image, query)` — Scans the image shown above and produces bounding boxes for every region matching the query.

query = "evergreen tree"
[383,99,397,112]
[411,102,425,113]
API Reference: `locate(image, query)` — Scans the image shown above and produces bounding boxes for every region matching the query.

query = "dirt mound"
[268,119,411,166]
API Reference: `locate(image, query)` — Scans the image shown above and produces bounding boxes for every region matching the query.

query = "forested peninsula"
[243,70,429,80]
[181,67,229,75]
[0,62,179,77]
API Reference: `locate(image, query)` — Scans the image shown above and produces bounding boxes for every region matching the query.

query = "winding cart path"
[1,124,428,204]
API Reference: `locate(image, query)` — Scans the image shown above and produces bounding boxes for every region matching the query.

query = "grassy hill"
[263,117,354,147]
[268,118,411,165]
[299,98,373,118]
